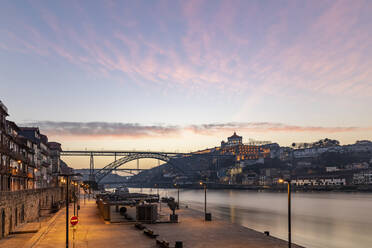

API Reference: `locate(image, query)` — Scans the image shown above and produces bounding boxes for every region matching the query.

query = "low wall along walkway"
[0,187,64,239]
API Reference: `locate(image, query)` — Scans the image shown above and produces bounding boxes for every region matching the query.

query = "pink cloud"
[22,121,372,141]
[1,0,370,99]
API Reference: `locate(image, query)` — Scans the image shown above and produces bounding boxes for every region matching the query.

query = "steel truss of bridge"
[61,150,233,184]
[60,150,187,157]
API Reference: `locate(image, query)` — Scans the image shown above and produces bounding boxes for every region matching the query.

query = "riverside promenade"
[0,199,154,248]
[147,206,304,248]
[0,198,303,248]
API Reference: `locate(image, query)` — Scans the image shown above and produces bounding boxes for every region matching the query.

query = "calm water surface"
[129,188,372,248]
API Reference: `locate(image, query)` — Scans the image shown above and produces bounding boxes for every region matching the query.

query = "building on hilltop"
[220,132,270,161]
[221,132,242,147]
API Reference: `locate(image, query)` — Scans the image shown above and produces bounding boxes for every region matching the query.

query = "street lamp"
[65,176,70,248]
[155,184,161,212]
[73,181,76,216]
[59,173,79,248]
[199,181,211,221]
[76,182,80,217]
[155,184,159,196]
[278,178,292,248]
[174,183,179,209]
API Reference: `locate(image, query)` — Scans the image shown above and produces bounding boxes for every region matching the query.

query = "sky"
[1,0,372,168]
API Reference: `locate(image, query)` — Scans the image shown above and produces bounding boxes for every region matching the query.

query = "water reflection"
[129,188,372,248]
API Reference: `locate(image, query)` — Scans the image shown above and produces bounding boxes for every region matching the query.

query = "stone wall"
[0,187,65,239]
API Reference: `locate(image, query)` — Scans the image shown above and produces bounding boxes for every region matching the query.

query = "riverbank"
[128,183,372,192]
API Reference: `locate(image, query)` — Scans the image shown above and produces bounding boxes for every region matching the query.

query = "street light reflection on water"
[129,187,372,248]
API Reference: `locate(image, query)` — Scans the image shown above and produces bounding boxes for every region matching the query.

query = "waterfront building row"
[0,100,64,192]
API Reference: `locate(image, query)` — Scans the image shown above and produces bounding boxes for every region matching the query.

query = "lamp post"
[77,182,80,217]
[83,184,86,205]
[199,181,211,221]
[73,182,76,216]
[60,173,80,248]
[155,184,161,212]
[65,176,69,248]
[174,183,179,209]
[155,184,159,196]
[278,178,292,248]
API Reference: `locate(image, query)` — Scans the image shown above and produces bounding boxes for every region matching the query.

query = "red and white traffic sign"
[70,216,78,226]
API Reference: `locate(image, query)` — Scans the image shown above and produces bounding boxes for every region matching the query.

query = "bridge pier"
[89,153,95,182]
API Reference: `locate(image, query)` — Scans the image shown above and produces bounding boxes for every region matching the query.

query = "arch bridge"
[61,150,188,183]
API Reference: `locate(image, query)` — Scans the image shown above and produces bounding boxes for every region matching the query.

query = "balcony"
[27,159,36,167]
[0,121,6,131]
[0,142,10,154]
[0,165,8,174]
[9,149,26,162]
[10,168,18,176]
[40,149,50,156]
[41,160,51,167]
[9,167,28,177]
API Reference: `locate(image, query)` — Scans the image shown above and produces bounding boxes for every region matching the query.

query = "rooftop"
[48,142,62,151]
[229,132,242,139]
[0,100,8,116]
[6,120,20,132]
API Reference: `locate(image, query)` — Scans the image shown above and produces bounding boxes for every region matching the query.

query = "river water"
[129,188,372,248]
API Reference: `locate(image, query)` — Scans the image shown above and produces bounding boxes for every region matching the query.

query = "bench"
[144,228,159,238]
[156,239,170,248]
[134,223,145,230]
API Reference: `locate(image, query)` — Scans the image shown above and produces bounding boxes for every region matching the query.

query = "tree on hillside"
[312,138,340,148]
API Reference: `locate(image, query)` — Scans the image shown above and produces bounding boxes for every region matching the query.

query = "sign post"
[70,216,78,226]
[70,216,78,248]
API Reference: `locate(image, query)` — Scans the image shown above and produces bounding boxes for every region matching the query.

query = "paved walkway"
[29,200,155,248]
[146,205,304,248]
[0,199,155,248]
[0,199,304,248]
[0,215,52,248]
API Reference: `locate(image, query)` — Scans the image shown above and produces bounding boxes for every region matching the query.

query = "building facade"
[0,100,71,240]
[0,101,65,191]
[219,132,270,161]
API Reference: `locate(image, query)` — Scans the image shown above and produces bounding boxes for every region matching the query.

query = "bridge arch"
[94,153,182,183]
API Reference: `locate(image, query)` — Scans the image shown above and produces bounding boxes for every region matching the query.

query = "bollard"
[205,213,212,221]
[170,214,178,223]
[120,207,127,216]
[175,241,183,248]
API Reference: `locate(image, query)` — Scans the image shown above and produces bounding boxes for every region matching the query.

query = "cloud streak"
[22,121,372,139]
[23,121,180,138]
[1,0,371,98]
